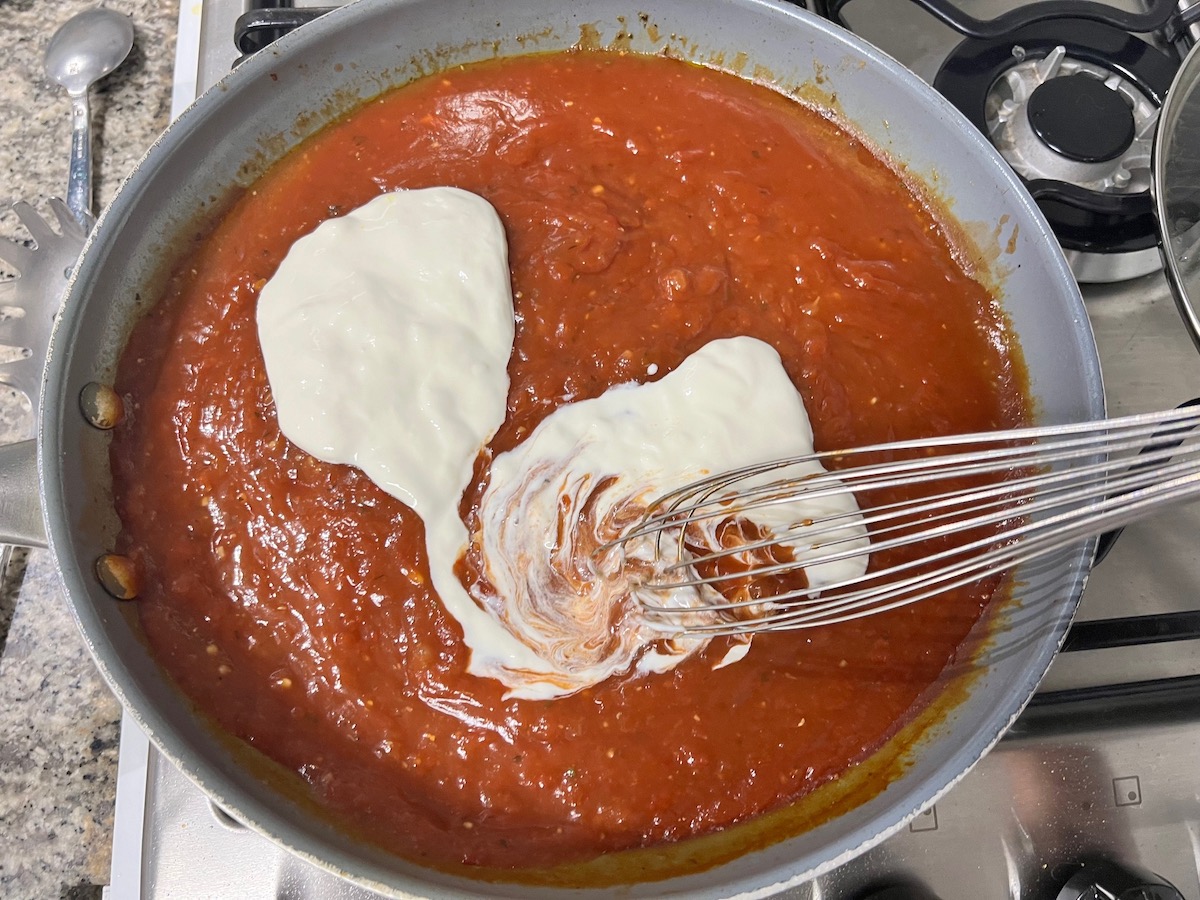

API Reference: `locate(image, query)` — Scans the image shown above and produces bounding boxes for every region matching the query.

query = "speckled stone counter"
[0,2,176,896]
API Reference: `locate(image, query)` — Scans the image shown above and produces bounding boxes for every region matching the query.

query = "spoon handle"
[66,91,92,229]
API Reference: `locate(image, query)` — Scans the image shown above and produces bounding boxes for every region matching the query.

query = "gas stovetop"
[104,2,1200,897]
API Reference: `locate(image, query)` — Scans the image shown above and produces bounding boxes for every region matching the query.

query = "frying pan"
[0,0,1103,895]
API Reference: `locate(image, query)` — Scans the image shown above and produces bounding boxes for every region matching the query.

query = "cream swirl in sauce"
[472,336,868,699]
[258,188,866,702]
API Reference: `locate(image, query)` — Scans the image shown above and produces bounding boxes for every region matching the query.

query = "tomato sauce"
[110,51,1028,874]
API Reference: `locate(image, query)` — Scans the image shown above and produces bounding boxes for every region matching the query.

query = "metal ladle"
[43,6,135,229]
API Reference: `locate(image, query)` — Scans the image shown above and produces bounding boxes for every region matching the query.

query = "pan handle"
[0,440,47,548]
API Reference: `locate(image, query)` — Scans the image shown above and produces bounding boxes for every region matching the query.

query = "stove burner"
[1055,857,1185,900]
[983,46,1156,197]
[934,19,1179,259]
[1027,72,1134,163]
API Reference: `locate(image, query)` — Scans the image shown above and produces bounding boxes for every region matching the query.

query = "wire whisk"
[603,404,1200,635]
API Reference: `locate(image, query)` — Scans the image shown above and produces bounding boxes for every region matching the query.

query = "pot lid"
[1155,41,1200,346]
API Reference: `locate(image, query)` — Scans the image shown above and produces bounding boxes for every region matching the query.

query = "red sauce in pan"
[110,51,1027,873]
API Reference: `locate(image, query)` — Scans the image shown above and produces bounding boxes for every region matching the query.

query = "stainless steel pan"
[0,0,1103,895]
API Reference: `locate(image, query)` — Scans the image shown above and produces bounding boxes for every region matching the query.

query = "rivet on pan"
[95,554,140,600]
[79,382,124,430]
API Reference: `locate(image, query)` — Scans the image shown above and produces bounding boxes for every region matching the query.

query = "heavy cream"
[256,187,514,519]
[473,336,867,699]
[258,188,866,702]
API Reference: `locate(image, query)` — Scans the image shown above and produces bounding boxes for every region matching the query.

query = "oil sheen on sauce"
[257,187,865,700]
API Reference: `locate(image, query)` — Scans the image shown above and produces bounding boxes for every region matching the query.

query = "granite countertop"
[1,1,176,896]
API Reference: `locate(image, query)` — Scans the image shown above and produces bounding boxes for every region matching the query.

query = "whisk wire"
[637,409,1200,533]
[717,470,1200,635]
[652,436,1200,589]
[616,406,1200,634]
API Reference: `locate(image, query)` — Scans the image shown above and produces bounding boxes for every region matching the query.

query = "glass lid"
[1155,40,1200,351]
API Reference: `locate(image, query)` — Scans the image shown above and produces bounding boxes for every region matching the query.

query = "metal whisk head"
[603,405,1200,635]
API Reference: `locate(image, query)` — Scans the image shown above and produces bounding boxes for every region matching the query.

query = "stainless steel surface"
[43,7,135,226]
[104,1,1200,898]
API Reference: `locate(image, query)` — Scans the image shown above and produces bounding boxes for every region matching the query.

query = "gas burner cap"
[1028,72,1135,162]
[935,19,1179,278]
